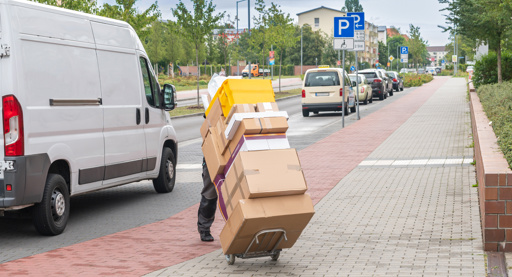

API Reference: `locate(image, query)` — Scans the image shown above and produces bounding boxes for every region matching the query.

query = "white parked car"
[348,74,373,105]
[0,0,178,235]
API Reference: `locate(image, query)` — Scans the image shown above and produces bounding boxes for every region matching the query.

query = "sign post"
[334,16,355,127]
[347,12,364,120]
[400,46,408,69]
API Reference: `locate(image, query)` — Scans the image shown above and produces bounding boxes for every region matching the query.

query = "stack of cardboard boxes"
[200,78,315,255]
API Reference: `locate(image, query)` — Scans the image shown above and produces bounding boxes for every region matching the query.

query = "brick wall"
[470,82,512,251]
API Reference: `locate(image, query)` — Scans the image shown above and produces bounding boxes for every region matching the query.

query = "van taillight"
[3,95,24,156]
[302,89,305,98]
[339,88,343,96]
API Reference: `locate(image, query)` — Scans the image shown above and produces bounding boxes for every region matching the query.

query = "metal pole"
[355,50,360,120]
[271,45,274,80]
[342,50,345,128]
[397,46,399,72]
[247,0,251,79]
[300,27,303,76]
[236,1,238,44]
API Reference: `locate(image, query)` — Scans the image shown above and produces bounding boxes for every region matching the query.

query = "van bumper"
[0,154,51,209]
[302,103,344,112]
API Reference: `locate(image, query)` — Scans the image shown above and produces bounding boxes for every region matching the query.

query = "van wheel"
[153,147,176,193]
[302,110,309,117]
[350,105,356,113]
[32,174,70,236]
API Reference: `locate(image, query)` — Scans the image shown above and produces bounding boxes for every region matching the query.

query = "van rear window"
[305,72,340,87]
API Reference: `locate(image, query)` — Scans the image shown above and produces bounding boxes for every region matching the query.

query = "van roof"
[4,0,132,29]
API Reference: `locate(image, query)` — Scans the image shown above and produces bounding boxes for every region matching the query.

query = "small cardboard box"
[215,118,230,154]
[200,119,210,141]
[201,98,224,141]
[259,117,288,134]
[256,102,279,113]
[225,104,256,124]
[201,128,228,180]
[224,148,307,200]
[220,194,315,255]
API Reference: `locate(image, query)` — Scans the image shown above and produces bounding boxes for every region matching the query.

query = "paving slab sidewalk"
[0,77,485,276]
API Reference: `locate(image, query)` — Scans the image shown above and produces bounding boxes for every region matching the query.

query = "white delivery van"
[0,0,179,235]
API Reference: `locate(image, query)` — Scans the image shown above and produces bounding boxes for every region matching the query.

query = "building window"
[314,18,319,28]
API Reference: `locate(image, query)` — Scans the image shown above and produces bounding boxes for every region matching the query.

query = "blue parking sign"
[400,46,409,55]
[347,12,365,31]
[334,17,354,38]
[350,66,356,71]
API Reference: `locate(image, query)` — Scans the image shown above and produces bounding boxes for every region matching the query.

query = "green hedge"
[402,73,434,87]
[477,81,512,169]
[473,51,512,87]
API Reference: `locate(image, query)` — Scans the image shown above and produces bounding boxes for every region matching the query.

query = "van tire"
[302,110,309,117]
[32,174,70,236]
[153,147,176,193]
[350,105,356,113]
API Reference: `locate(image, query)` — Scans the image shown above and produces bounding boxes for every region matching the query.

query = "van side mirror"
[352,81,357,87]
[162,84,177,111]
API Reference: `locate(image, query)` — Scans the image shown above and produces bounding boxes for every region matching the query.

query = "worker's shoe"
[200,230,214,242]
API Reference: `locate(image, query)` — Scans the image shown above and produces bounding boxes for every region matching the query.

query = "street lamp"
[236,0,246,76]
[301,25,303,76]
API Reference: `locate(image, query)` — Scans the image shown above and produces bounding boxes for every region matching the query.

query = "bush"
[402,73,434,87]
[477,81,512,168]
[473,51,512,88]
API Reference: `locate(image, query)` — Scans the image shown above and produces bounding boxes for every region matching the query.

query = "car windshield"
[360,72,377,79]
[305,71,340,87]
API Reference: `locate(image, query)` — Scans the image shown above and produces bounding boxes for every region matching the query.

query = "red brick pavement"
[0,77,449,276]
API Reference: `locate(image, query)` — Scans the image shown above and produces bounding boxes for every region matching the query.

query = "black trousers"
[197,158,218,232]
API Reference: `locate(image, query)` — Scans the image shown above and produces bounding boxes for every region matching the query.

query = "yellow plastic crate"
[206,79,275,117]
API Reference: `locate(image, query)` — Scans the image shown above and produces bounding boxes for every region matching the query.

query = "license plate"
[315,92,329,96]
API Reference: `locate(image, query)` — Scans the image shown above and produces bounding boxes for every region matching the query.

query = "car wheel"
[363,95,368,105]
[313,111,319,115]
[344,105,350,115]
[350,105,356,113]
[369,95,373,103]
[389,90,393,96]
[302,110,309,117]
[400,85,404,91]
[32,174,70,236]
[379,93,384,100]
[153,147,176,193]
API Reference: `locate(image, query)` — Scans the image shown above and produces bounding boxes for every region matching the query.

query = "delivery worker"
[198,158,217,242]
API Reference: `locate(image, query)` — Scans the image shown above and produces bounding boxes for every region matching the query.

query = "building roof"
[378,26,387,32]
[427,46,447,52]
[296,6,344,16]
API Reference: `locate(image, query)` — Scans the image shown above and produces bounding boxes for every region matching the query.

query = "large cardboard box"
[259,117,288,134]
[201,128,228,179]
[256,102,279,113]
[225,103,255,124]
[220,194,315,255]
[224,149,307,200]
[201,98,224,141]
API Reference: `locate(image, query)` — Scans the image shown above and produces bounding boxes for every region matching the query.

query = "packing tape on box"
[287,164,301,171]
[243,169,260,175]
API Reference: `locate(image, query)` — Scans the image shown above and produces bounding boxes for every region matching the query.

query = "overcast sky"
[99,0,452,46]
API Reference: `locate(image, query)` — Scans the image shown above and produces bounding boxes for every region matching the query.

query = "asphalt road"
[0,87,415,263]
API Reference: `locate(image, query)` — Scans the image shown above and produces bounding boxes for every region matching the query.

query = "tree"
[253,1,299,90]
[285,25,326,66]
[99,0,160,42]
[378,41,388,68]
[342,0,363,12]
[407,24,428,68]
[439,0,512,83]
[172,0,224,106]
[31,0,98,13]
[387,35,406,70]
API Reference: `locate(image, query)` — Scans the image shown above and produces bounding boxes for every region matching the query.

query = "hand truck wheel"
[226,254,235,265]
[270,250,280,261]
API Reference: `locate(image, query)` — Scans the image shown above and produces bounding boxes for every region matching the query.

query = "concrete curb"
[170,94,301,119]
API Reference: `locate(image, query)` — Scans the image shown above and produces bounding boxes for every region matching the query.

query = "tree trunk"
[497,41,503,83]
[196,46,199,107]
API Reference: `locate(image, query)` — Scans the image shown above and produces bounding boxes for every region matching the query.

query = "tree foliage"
[407,24,428,67]
[172,0,224,105]
[342,0,363,12]
[439,0,512,82]
[98,0,160,41]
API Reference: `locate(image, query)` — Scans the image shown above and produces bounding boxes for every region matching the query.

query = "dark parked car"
[359,69,392,100]
[386,71,404,92]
